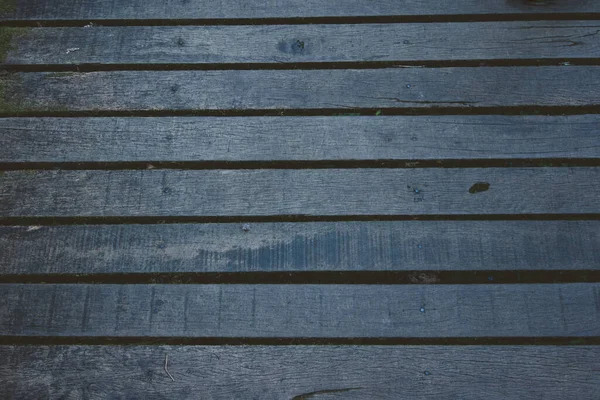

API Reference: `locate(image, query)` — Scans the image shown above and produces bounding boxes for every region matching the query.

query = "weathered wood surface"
[1,283,598,337]
[1,346,599,400]
[0,168,598,216]
[2,67,599,112]
[1,115,599,162]
[1,221,599,274]
[4,22,600,65]
[2,0,599,20]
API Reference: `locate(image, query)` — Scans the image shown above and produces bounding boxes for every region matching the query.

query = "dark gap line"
[0,59,596,73]
[1,270,598,285]
[1,214,598,226]
[2,13,600,27]
[0,158,599,171]
[0,336,597,346]
[1,106,600,118]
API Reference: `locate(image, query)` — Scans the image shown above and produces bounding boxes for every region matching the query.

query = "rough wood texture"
[1,221,599,274]
[5,22,600,65]
[0,168,598,217]
[2,67,600,112]
[1,115,599,162]
[1,283,598,337]
[1,346,599,399]
[2,0,599,20]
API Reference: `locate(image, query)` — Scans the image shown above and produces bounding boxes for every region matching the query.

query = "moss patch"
[0,72,73,114]
[0,27,30,62]
[332,112,361,116]
[47,72,79,78]
[0,74,19,113]
[0,73,28,114]
[0,0,16,15]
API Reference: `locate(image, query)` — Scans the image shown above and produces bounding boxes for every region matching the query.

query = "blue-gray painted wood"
[4,21,600,65]
[0,168,598,216]
[1,221,599,274]
[1,115,599,162]
[2,67,600,112]
[1,345,599,399]
[2,0,599,20]
[0,283,598,337]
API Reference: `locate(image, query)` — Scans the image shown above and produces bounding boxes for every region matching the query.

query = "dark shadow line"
[1,59,597,72]
[2,13,600,27]
[0,270,598,285]
[0,213,600,226]
[0,214,599,226]
[1,106,599,118]
[0,158,598,171]
[0,336,597,345]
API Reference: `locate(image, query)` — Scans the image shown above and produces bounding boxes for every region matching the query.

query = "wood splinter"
[164,354,175,382]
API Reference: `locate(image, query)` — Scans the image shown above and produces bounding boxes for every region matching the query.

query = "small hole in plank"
[469,182,490,194]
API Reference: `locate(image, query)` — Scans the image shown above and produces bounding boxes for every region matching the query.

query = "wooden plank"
[0,168,599,217]
[1,221,599,274]
[1,115,599,163]
[2,0,600,20]
[1,346,599,399]
[0,283,598,337]
[2,67,599,112]
[4,22,600,65]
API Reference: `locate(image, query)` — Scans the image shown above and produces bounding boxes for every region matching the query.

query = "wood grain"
[0,168,598,217]
[2,0,599,20]
[2,67,600,112]
[1,345,599,399]
[5,21,600,65]
[1,221,599,274]
[0,283,598,337]
[1,115,599,162]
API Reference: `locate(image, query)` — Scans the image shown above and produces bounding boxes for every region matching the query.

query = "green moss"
[0,27,30,62]
[0,72,74,114]
[568,339,588,345]
[48,72,79,78]
[0,73,25,114]
[0,0,16,15]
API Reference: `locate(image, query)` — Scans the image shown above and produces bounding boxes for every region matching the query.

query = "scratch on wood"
[558,288,569,332]
[217,286,223,330]
[183,290,189,332]
[292,387,363,400]
[46,285,57,329]
[251,287,256,326]
[81,286,91,332]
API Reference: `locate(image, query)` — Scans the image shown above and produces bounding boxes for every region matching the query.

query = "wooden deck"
[1,1,599,398]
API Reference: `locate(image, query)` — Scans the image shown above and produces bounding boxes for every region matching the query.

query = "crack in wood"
[292,387,363,400]
[366,96,479,107]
